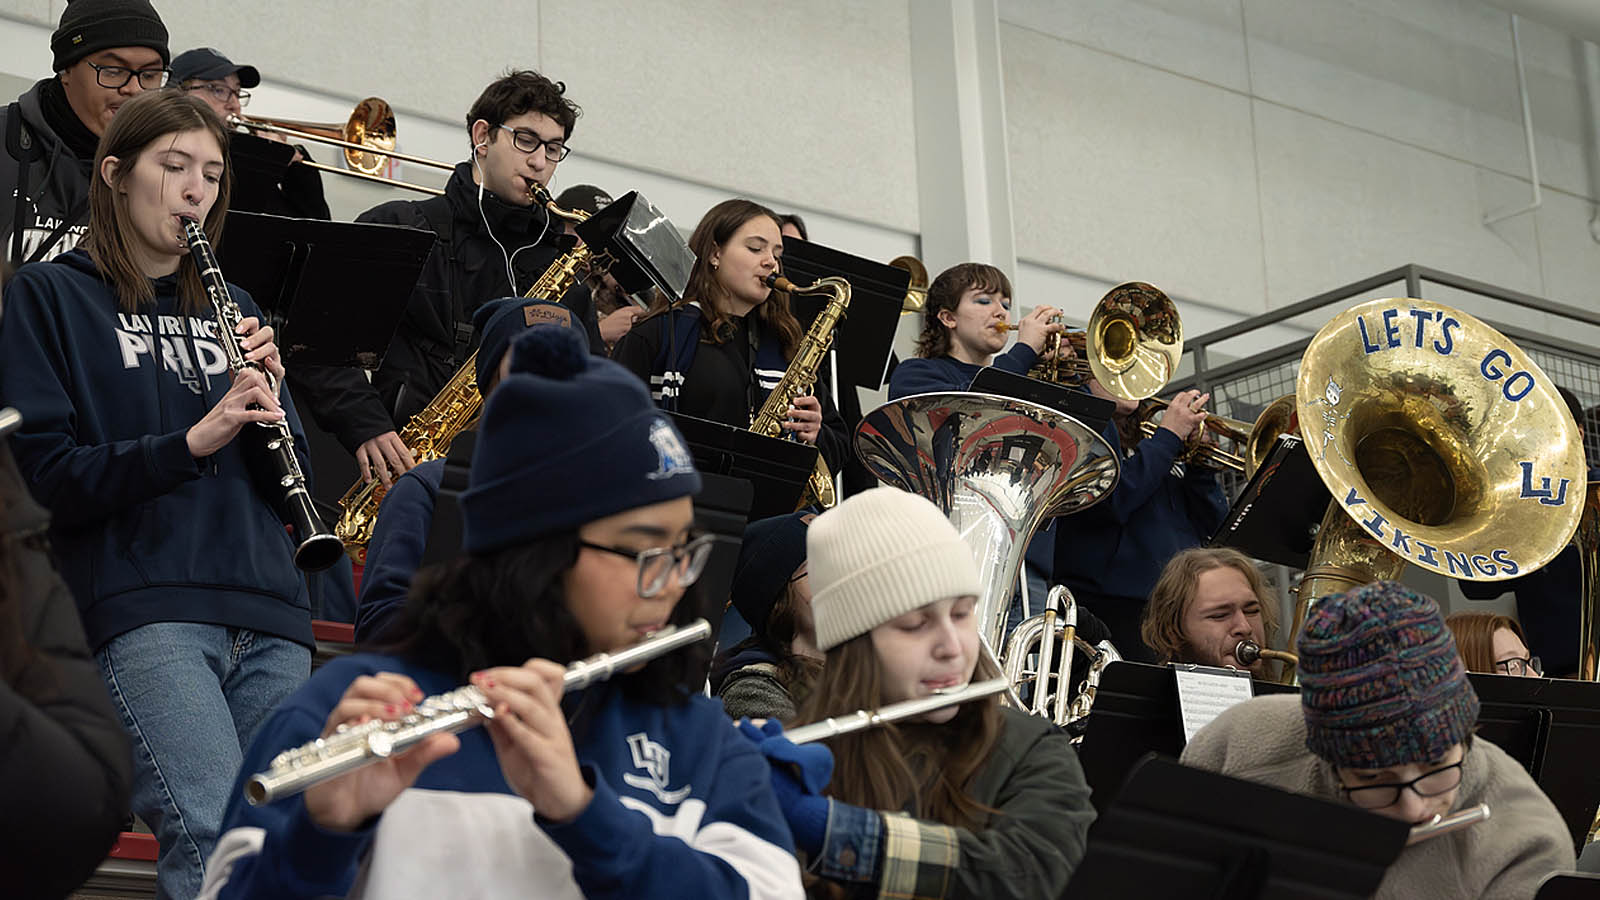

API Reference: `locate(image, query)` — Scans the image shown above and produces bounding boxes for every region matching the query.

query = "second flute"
[246,619,713,805]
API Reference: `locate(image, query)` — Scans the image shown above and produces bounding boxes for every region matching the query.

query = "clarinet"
[245,618,713,805]
[183,220,343,572]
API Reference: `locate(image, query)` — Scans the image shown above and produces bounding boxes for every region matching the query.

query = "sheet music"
[1173,665,1256,743]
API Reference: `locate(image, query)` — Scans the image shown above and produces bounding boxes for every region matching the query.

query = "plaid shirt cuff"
[812,800,882,883]
[878,812,960,900]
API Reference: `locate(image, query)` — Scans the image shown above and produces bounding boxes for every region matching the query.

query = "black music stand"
[1075,661,1294,813]
[1536,872,1600,899]
[667,413,815,520]
[778,237,905,392]
[1207,433,1330,567]
[1469,673,1600,847]
[228,132,297,212]
[573,191,695,304]
[967,367,1116,435]
[217,212,435,368]
[1067,755,1409,900]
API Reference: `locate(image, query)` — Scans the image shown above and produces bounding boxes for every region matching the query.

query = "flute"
[246,619,712,805]
[1406,803,1490,845]
[786,678,1011,745]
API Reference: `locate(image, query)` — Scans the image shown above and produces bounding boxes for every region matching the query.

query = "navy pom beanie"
[460,326,700,553]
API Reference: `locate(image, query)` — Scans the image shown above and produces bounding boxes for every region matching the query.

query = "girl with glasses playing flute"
[201,326,803,900]
[739,487,1096,899]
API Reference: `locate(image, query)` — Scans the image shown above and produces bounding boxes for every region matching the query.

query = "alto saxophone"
[748,273,851,509]
[334,225,593,564]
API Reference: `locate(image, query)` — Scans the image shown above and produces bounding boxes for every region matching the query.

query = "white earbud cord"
[472,142,550,292]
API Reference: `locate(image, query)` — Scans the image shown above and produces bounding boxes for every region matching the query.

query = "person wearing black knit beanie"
[1,0,170,267]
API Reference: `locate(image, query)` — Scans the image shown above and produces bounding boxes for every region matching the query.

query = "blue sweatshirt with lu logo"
[0,249,314,650]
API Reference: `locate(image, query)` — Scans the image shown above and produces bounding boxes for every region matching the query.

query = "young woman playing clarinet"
[740,487,1096,899]
[612,198,848,478]
[0,89,315,900]
[200,325,803,899]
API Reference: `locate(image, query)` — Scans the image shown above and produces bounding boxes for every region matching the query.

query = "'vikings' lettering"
[1389,526,1412,555]
[1343,487,1367,507]
[1360,508,1389,539]
[1471,554,1497,576]
[1443,549,1473,577]
[1415,540,1440,567]
[1492,548,1520,577]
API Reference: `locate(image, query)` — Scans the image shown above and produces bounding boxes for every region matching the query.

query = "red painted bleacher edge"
[313,619,355,644]
[109,831,158,862]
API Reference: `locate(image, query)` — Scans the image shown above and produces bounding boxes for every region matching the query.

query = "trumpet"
[1135,392,1298,477]
[1233,639,1298,670]
[245,619,711,805]
[786,678,1011,745]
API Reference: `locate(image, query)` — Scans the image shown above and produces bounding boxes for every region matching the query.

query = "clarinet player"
[0,89,317,900]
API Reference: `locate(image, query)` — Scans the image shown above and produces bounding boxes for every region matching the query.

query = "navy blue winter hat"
[731,511,813,636]
[471,297,583,390]
[460,326,700,553]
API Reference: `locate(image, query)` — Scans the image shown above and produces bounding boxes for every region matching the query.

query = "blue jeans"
[97,623,310,900]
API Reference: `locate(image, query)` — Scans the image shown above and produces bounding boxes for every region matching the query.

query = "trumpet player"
[1139,547,1277,675]
[739,488,1095,898]
[202,326,803,900]
[886,262,1062,398]
[1182,582,1573,899]
[169,47,330,219]
[290,70,604,489]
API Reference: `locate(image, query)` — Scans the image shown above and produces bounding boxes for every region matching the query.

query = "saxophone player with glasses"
[612,199,849,482]
[289,70,604,491]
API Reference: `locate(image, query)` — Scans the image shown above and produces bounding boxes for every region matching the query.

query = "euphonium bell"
[1023,281,1184,402]
[854,392,1120,680]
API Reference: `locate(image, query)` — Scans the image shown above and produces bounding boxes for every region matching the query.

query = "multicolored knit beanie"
[1297,580,1479,769]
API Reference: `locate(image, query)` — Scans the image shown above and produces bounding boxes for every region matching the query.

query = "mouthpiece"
[764,273,797,292]
[1234,640,1262,666]
[993,322,1015,333]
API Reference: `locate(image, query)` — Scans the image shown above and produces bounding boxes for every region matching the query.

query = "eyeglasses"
[577,533,715,598]
[185,82,250,107]
[1494,655,1543,677]
[1340,759,1466,809]
[497,124,571,162]
[87,62,169,90]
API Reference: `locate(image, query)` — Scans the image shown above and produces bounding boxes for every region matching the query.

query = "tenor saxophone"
[748,273,850,509]
[333,240,593,564]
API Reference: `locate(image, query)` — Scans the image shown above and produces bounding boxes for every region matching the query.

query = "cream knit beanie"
[807,487,981,651]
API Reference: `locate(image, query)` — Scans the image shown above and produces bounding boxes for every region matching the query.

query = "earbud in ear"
[473,141,488,155]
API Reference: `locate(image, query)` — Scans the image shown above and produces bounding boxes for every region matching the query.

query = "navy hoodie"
[0,249,314,650]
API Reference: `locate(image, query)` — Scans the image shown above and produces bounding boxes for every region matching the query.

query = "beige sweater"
[1181,695,1574,900]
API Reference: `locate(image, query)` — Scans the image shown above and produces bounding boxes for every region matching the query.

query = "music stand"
[967,368,1115,436]
[686,471,753,641]
[1536,873,1600,899]
[218,212,434,369]
[1067,755,1409,900]
[573,191,695,304]
[228,132,296,213]
[1076,661,1294,813]
[667,413,815,520]
[778,237,905,392]
[1469,673,1600,847]
[1207,434,1331,568]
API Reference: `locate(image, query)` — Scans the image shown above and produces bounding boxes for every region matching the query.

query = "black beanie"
[460,326,701,554]
[52,0,171,72]
[470,297,586,390]
[730,512,812,636]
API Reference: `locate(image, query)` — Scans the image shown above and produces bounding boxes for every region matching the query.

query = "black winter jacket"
[1,80,93,269]
[0,441,132,898]
[289,163,602,452]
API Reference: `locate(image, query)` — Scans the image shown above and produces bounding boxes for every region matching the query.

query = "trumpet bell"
[1085,282,1183,402]
[855,392,1120,651]
[1296,298,1585,583]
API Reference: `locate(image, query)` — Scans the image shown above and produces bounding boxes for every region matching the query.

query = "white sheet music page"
[1172,664,1255,744]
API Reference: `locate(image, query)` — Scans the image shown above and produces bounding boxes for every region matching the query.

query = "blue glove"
[737,718,832,855]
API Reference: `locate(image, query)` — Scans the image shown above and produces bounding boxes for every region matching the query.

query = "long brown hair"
[793,633,1002,830]
[913,262,1012,359]
[1445,612,1527,674]
[1141,547,1278,664]
[84,89,231,314]
[646,199,803,360]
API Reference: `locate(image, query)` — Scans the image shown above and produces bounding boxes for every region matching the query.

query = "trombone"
[231,96,454,196]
